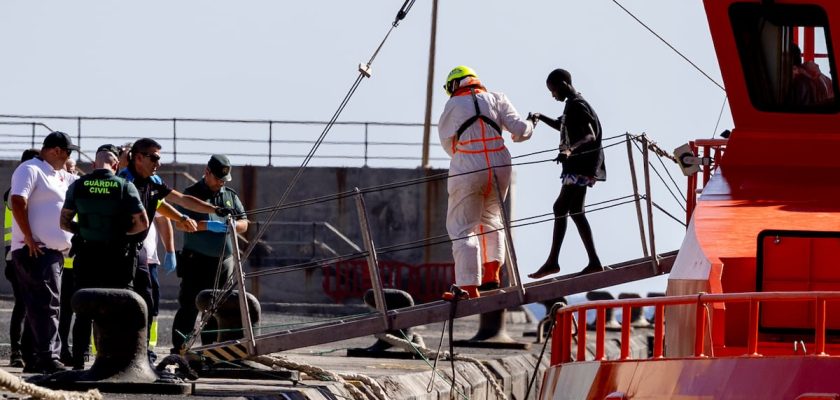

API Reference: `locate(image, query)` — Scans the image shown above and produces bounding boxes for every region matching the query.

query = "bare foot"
[528,261,561,279]
[577,263,604,276]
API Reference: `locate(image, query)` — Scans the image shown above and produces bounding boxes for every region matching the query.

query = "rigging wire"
[239,0,417,264]
[632,139,687,211]
[242,137,632,218]
[609,0,726,92]
[711,95,730,138]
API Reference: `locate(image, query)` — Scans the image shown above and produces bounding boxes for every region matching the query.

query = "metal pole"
[77,118,82,162]
[420,0,439,169]
[229,216,256,354]
[364,123,369,167]
[172,118,178,164]
[641,134,659,274]
[31,123,36,148]
[268,121,273,167]
[625,133,649,258]
[354,188,389,329]
[493,173,525,302]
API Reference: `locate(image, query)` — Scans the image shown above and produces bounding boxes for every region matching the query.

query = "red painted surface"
[541,0,840,397]
[540,357,840,400]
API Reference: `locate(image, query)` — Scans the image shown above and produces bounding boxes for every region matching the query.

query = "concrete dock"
[0,297,554,399]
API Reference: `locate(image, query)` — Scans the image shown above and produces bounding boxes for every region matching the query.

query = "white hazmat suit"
[438,83,534,287]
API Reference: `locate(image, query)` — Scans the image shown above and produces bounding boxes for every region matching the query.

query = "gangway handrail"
[190,250,676,357]
[551,290,840,366]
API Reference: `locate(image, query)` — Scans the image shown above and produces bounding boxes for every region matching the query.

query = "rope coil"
[0,367,102,400]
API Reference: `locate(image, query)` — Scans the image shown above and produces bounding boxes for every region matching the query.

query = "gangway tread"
[192,251,676,356]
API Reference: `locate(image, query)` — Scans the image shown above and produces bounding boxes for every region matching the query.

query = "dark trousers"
[11,247,63,365]
[58,265,75,359]
[72,241,136,364]
[171,250,234,351]
[5,260,30,359]
[134,247,155,341]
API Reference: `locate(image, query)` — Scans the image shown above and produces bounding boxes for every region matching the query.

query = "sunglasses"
[62,148,73,157]
[139,152,161,162]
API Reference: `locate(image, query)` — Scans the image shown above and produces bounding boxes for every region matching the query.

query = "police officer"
[60,144,149,369]
[171,154,248,352]
[118,138,225,359]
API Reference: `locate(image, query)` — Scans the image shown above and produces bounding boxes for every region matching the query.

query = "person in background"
[528,68,606,279]
[58,157,79,365]
[10,132,79,373]
[3,148,40,368]
[60,144,149,370]
[171,155,248,352]
[437,66,534,299]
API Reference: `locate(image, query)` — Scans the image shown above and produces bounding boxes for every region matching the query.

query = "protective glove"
[163,252,177,274]
[206,220,228,233]
[214,207,233,217]
[527,112,541,125]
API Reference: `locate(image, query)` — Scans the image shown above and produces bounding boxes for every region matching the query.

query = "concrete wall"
[1,160,453,304]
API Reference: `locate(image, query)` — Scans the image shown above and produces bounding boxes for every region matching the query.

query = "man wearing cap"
[60,144,149,369]
[9,132,79,373]
[171,154,248,353]
[117,138,224,356]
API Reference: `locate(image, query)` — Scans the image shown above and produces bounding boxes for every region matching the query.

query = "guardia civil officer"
[59,144,149,370]
[171,154,248,353]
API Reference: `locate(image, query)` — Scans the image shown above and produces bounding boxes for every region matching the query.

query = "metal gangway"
[186,133,708,360]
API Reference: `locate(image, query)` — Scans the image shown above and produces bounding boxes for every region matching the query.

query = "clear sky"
[0,1,734,296]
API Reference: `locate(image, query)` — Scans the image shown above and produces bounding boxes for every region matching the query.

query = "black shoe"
[34,359,68,374]
[59,350,73,366]
[9,351,24,368]
[148,350,158,364]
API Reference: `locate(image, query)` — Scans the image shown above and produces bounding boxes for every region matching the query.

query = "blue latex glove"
[206,220,228,233]
[163,252,177,274]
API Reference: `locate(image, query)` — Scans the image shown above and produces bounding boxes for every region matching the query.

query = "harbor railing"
[0,114,449,168]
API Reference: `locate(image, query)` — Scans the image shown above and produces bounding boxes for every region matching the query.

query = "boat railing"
[551,290,840,365]
[685,138,727,223]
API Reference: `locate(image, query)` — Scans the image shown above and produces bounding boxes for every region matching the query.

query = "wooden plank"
[203,251,676,356]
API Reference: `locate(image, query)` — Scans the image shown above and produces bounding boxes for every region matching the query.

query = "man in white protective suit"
[437,65,535,300]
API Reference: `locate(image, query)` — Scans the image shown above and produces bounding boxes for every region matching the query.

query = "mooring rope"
[0,367,102,400]
[251,354,386,400]
[383,332,507,400]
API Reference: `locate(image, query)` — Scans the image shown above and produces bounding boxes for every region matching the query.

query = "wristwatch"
[179,214,189,222]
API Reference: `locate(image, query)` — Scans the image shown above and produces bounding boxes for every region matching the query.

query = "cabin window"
[730,4,838,113]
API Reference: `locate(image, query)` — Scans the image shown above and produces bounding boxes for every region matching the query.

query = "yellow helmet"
[444,65,478,95]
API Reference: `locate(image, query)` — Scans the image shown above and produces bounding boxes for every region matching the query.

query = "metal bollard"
[618,292,651,328]
[195,289,261,343]
[35,288,190,394]
[347,289,421,358]
[587,291,622,331]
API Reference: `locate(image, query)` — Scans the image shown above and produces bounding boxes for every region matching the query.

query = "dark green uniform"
[171,179,245,351]
[63,169,144,287]
[62,169,144,368]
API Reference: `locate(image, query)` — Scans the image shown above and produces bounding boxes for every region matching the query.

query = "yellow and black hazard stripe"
[200,343,249,362]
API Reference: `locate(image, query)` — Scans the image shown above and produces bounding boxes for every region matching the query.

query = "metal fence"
[0,114,451,168]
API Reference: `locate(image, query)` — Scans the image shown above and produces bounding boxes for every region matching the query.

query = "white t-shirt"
[143,217,160,265]
[10,157,78,252]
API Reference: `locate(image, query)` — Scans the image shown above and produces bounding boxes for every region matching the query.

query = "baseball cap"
[207,154,232,182]
[96,144,120,158]
[42,131,80,151]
